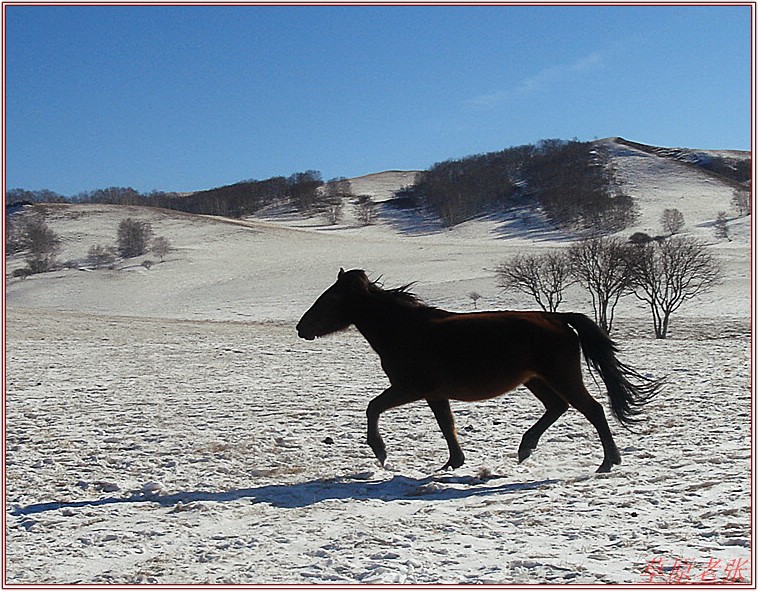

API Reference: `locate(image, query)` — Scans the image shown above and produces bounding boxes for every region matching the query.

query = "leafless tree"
[87,244,117,269]
[660,208,685,235]
[321,199,343,225]
[625,236,721,338]
[468,291,482,309]
[117,218,154,258]
[567,236,632,334]
[354,195,377,226]
[20,212,62,273]
[6,216,24,255]
[152,236,171,261]
[324,177,353,198]
[288,170,323,215]
[495,252,574,312]
[731,187,751,216]
[714,211,730,241]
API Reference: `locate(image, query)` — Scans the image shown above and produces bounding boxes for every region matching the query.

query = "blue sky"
[4,4,753,195]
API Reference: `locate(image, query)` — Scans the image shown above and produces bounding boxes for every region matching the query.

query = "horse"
[296,269,660,473]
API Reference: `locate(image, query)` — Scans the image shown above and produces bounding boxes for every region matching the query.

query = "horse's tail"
[559,312,661,426]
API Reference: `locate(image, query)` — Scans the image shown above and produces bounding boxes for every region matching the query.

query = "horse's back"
[431,309,573,345]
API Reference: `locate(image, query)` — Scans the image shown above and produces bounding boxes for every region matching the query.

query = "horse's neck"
[352,296,419,354]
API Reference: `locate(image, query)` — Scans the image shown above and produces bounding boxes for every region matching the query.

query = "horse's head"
[297,268,370,340]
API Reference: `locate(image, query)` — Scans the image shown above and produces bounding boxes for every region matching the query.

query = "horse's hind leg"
[426,398,465,471]
[545,372,621,473]
[519,379,569,463]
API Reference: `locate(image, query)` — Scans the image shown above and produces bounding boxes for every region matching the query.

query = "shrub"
[12,267,32,279]
[629,232,654,245]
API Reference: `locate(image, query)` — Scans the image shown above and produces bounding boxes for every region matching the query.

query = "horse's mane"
[366,277,428,309]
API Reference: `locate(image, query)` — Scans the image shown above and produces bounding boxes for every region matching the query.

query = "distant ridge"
[611,137,750,187]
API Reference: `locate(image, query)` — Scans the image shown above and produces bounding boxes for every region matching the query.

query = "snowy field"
[4,309,752,585]
[4,139,753,584]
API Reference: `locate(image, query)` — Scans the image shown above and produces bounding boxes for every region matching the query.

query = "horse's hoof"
[367,439,387,466]
[517,448,533,463]
[372,449,387,466]
[441,454,465,471]
[595,463,612,473]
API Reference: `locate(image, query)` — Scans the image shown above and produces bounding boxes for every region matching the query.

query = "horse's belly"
[432,371,534,402]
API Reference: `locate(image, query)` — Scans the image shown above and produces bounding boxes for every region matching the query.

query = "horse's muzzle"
[296,323,315,340]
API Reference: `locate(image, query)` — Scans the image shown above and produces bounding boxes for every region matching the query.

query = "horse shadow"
[10,474,558,517]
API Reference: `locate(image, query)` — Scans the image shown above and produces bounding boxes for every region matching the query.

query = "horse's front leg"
[366,386,420,467]
[427,398,465,471]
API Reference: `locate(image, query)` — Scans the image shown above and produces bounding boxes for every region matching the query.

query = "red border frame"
[1,2,755,589]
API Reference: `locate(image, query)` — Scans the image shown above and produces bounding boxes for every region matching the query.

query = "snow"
[4,139,753,585]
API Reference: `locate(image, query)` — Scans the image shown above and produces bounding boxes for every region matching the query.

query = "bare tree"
[468,291,482,309]
[567,236,632,334]
[495,252,574,312]
[324,177,353,198]
[6,216,25,255]
[714,211,730,241]
[87,244,117,269]
[626,236,721,338]
[321,199,343,225]
[20,212,62,273]
[731,187,751,216]
[117,218,154,258]
[354,195,377,226]
[288,170,323,215]
[152,236,171,261]
[660,208,685,235]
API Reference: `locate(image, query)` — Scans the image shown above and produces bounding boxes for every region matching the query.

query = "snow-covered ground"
[4,139,753,584]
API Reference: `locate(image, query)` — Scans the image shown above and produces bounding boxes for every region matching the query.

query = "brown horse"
[296,269,660,473]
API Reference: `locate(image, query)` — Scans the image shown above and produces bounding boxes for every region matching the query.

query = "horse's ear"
[338,267,345,279]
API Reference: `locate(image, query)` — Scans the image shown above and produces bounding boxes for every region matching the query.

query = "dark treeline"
[395,144,531,226]
[8,138,749,231]
[6,188,69,205]
[398,139,638,231]
[5,170,328,219]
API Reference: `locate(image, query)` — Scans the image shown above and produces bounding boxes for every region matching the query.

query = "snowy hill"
[4,137,752,585]
[599,138,750,242]
[6,138,748,324]
[347,170,420,202]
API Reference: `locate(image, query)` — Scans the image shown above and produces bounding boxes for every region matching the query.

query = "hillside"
[347,170,420,202]
[598,138,750,241]
[5,136,750,327]
[4,138,752,585]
